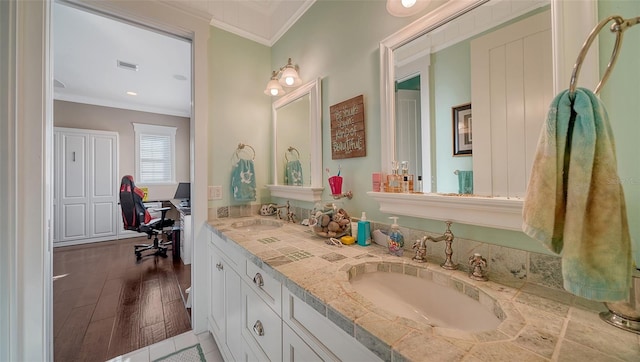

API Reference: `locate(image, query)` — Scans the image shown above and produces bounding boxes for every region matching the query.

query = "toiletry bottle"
[416,175,423,193]
[401,161,414,192]
[386,161,402,193]
[387,216,404,256]
[357,212,371,246]
[402,176,409,193]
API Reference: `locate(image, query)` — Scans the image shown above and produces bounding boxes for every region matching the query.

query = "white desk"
[170,199,191,265]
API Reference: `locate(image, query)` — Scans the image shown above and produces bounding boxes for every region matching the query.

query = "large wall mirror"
[372,0,597,230]
[267,78,324,202]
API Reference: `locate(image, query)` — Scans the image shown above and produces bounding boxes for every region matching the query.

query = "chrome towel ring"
[569,15,640,98]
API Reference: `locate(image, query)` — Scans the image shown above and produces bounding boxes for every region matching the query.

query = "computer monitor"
[174,182,190,207]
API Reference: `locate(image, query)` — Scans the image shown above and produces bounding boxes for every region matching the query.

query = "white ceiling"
[53,0,315,117]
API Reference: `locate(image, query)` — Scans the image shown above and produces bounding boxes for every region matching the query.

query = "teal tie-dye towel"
[231,159,256,202]
[523,88,631,302]
[285,160,303,186]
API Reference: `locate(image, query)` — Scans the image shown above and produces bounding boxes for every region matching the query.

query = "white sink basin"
[349,272,501,332]
[230,218,283,232]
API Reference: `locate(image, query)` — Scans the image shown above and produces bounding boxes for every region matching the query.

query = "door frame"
[2,1,211,360]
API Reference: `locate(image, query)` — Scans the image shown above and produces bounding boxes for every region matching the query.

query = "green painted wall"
[432,41,473,193]
[207,0,639,258]
[208,27,272,207]
[598,0,640,266]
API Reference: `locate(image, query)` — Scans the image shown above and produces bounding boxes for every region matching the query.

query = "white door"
[89,134,118,238]
[54,127,118,246]
[396,88,422,179]
[57,132,88,241]
[471,10,552,198]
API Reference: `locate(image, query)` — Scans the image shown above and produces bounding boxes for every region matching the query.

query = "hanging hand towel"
[285,160,304,186]
[457,170,473,194]
[231,159,256,202]
[522,88,631,302]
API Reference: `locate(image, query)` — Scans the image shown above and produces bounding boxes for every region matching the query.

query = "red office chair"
[119,175,174,260]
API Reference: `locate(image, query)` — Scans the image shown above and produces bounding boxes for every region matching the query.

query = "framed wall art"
[453,103,472,156]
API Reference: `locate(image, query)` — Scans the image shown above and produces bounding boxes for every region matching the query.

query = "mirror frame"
[371,0,598,230]
[267,78,324,202]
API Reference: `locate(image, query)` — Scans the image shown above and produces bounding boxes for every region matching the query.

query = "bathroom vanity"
[206,217,639,361]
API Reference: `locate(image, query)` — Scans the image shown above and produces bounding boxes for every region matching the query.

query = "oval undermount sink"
[349,272,501,332]
[230,218,283,232]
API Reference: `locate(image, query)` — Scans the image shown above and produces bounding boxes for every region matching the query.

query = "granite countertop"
[207,216,640,361]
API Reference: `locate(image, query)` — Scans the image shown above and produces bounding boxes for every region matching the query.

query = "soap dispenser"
[387,216,404,256]
[357,212,371,246]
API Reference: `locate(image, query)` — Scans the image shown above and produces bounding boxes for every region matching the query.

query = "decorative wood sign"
[330,94,366,159]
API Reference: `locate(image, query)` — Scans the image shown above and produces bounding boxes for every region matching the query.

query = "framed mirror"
[372,0,597,230]
[267,78,324,202]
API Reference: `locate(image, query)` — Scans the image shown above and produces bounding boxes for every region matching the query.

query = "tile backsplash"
[212,203,564,291]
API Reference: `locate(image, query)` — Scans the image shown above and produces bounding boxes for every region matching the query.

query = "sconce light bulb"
[270,88,279,96]
[284,76,295,86]
[401,0,416,8]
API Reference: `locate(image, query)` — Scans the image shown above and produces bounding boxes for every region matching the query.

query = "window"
[133,123,177,184]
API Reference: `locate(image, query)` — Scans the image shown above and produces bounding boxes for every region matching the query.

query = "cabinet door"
[209,244,226,338]
[283,324,323,362]
[225,265,243,361]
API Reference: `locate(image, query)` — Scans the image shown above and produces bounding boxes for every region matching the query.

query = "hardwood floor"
[53,236,191,362]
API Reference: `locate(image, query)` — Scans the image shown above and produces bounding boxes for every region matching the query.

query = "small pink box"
[372,172,381,192]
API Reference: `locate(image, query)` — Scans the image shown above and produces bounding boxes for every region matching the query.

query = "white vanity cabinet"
[208,228,382,362]
[283,323,323,361]
[207,234,244,361]
[241,281,283,360]
[283,290,383,361]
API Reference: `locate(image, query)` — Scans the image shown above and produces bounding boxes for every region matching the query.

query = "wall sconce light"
[386,0,430,17]
[264,58,302,96]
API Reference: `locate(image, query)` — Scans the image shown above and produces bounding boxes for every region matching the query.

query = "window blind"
[139,134,172,183]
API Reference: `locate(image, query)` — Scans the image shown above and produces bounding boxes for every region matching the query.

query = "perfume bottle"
[402,176,409,193]
[385,161,402,193]
[400,161,414,192]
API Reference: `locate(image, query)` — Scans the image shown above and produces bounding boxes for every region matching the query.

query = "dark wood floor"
[53,236,191,362]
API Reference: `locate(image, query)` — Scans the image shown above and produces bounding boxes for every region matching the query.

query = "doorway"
[52,1,195,359]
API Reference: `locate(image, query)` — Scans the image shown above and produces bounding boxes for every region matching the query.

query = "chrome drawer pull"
[216,262,223,271]
[253,272,264,287]
[253,320,264,336]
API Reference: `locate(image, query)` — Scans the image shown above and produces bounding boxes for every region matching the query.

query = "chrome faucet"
[424,221,458,270]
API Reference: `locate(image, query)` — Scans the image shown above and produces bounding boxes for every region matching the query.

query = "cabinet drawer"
[242,282,282,361]
[283,291,382,362]
[245,260,282,312]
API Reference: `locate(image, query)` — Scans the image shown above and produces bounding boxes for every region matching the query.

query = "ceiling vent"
[117,60,139,71]
[53,79,66,88]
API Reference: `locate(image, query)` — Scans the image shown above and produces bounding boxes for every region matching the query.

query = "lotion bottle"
[357,212,371,246]
[387,216,404,256]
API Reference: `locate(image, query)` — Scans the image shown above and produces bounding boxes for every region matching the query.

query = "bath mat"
[153,343,206,362]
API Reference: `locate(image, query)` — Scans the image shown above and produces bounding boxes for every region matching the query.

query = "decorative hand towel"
[285,160,304,186]
[231,158,256,202]
[457,171,473,194]
[522,88,631,302]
